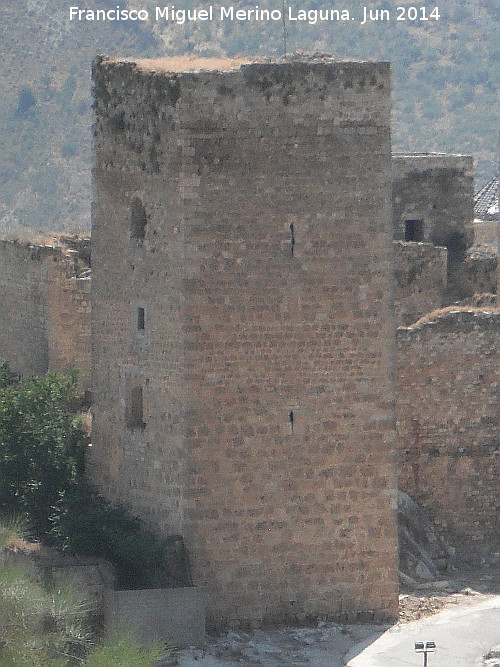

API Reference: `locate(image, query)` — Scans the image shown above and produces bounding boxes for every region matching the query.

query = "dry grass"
[4,536,40,553]
[409,303,499,327]
[0,230,88,247]
[129,56,252,73]
[0,520,40,554]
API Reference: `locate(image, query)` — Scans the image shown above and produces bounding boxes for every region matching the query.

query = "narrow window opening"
[137,307,145,331]
[83,390,92,409]
[288,410,294,433]
[131,198,148,241]
[127,385,145,429]
[444,231,467,263]
[289,224,295,257]
[404,219,424,242]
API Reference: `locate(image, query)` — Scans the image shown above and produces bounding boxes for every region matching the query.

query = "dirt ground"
[7,535,499,666]
[176,553,500,667]
[398,551,500,622]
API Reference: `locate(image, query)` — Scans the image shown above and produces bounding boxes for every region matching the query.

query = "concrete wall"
[23,555,204,649]
[90,57,399,629]
[0,240,91,388]
[105,587,205,647]
[393,240,447,326]
[396,310,499,546]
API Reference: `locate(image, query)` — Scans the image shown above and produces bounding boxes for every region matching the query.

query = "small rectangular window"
[137,307,145,331]
[131,198,147,241]
[289,224,295,257]
[405,219,424,242]
[126,385,145,429]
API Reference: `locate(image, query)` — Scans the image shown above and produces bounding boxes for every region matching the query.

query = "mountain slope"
[1,0,498,234]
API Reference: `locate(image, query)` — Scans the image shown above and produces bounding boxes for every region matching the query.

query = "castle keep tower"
[91,56,398,627]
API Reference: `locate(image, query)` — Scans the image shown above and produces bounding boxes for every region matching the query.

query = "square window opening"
[404,219,424,242]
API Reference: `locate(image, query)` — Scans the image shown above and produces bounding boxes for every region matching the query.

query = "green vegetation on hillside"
[1,0,498,234]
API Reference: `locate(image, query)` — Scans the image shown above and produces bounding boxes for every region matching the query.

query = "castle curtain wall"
[397,311,500,545]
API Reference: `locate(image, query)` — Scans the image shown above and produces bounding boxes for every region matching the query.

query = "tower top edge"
[95,54,391,75]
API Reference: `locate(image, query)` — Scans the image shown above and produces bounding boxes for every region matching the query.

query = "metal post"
[415,641,435,666]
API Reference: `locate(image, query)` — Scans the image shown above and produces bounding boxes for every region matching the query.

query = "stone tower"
[90,56,398,628]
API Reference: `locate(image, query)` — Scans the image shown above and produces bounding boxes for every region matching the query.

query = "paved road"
[346,596,500,667]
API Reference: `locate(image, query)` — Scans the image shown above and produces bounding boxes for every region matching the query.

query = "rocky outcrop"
[398,490,455,586]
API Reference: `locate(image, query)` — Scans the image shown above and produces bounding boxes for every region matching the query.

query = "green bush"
[0,523,91,665]
[14,86,37,115]
[0,522,165,666]
[0,362,17,388]
[84,635,165,667]
[51,482,168,589]
[0,372,85,537]
[0,369,177,589]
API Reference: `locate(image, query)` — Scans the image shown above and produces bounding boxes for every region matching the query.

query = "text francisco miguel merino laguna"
[70,5,440,25]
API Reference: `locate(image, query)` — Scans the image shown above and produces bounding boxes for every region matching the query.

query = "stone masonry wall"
[47,262,91,391]
[396,311,499,545]
[393,240,447,326]
[473,219,498,249]
[90,57,399,628]
[392,153,474,248]
[0,240,91,389]
[392,153,474,301]
[461,246,498,297]
[0,241,51,377]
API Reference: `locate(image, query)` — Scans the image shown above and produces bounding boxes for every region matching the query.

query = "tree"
[15,86,37,115]
[0,372,85,537]
[0,369,178,589]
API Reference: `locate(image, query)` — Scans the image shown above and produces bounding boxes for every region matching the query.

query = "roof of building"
[474,176,498,218]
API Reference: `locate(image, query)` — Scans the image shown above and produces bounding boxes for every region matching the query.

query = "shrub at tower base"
[0,369,84,536]
[0,367,172,588]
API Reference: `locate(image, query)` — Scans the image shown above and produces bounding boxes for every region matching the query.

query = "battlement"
[393,151,473,167]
